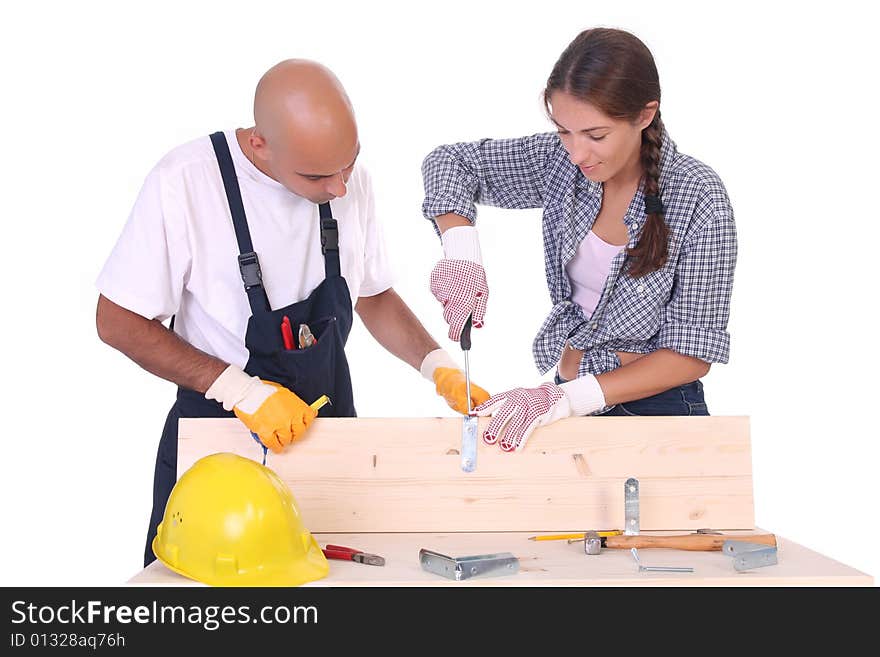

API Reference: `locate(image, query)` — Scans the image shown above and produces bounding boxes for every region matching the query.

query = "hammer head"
[584,530,602,555]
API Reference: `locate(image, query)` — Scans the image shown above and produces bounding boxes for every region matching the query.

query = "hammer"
[578,531,777,555]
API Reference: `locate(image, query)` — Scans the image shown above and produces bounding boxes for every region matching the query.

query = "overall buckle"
[237,251,263,289]
[321,220,339,254]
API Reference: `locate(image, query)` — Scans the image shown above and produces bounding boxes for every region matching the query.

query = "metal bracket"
[631,548,694,573]
[419,549,519,581]
[461,416,478,473]
[723,540,778,571]
[624,477,639,535]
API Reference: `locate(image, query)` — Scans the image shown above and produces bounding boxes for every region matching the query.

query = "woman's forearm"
[596,348,710,405]
[434,212,473,234]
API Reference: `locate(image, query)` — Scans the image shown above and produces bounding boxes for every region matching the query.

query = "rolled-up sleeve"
[656,192,737,363]
[421,133,559,234]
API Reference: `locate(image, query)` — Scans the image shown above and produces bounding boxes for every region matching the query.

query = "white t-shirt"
[97,130,394,368]
[565,230,625,319]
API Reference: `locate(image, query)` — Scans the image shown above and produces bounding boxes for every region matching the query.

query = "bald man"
[95,60,489,567]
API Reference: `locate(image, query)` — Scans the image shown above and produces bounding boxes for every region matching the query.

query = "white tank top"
[565,230,625,318]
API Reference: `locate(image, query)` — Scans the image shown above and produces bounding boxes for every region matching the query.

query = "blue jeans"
[554,373,709,416]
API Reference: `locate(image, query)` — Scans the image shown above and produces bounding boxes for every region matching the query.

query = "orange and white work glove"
[420,348,490,415]
[474,376,607,452]
[430,226,488,341]
[205,365,317,454]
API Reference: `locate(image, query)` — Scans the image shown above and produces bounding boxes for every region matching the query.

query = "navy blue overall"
[143,131,357,566]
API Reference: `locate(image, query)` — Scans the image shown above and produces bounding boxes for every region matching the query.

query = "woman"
[422,28,737,451]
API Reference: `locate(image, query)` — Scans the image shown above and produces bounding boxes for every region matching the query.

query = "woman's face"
[548,91,657,184]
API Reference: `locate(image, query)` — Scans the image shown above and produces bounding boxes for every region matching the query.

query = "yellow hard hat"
[152,452,329,587]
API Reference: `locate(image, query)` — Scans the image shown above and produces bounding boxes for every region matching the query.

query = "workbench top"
[128,530,872,587]
[137,418,872,587]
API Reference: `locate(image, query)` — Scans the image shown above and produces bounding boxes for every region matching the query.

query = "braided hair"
[629,112,669,275]
[544,28,669,276]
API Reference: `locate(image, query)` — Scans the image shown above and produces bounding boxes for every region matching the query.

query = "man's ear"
[638,101,660,130]
[249,130,269,160]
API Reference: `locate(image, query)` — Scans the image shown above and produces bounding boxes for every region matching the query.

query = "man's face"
[548,91,655,184]
[256,130,360,203]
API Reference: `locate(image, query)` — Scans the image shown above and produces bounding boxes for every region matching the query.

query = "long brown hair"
[544,28,668,277]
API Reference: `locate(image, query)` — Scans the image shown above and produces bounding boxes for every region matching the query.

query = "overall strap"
[209,131,270,313]
[319,202,340,278]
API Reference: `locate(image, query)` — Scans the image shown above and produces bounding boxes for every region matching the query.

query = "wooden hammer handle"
[605,533,777,551]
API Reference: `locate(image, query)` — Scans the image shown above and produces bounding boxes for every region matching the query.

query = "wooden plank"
[128,530,873,587]
[178,416,754,532]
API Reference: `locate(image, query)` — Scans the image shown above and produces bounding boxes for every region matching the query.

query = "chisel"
[460,315,478,473]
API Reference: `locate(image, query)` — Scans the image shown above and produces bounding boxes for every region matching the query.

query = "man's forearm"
[355,288,440,370]
[96,294,228,393]
[596,348,711,406]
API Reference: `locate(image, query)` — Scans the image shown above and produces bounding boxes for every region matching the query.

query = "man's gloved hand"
[420,349,490,415]
[205,365,317,453]
[474,376,607,452]
[430,226,488,341]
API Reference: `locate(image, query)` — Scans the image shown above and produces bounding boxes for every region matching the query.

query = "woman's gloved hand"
[474,376,607,452]
[430,226,488,341]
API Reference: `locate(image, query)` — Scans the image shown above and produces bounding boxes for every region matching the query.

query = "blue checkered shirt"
[421,130,737,377]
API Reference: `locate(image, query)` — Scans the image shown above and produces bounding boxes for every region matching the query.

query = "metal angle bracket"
[624,477,640,535]
[723,540,778,572]
[461,415,478,473]
[419,548,519,581]
[631,548,694,574]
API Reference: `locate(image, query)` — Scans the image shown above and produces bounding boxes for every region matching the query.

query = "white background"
[1,0,877,586]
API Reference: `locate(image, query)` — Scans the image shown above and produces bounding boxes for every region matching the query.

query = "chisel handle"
[460,314,473,351]
[605,533,777,551]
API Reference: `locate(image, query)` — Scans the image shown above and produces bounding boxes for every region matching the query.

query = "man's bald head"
[244,59,360,203]
[254,59,357,165]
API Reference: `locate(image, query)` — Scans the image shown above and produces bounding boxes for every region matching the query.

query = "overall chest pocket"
[269,316,341,401]
[603,276,666,340]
